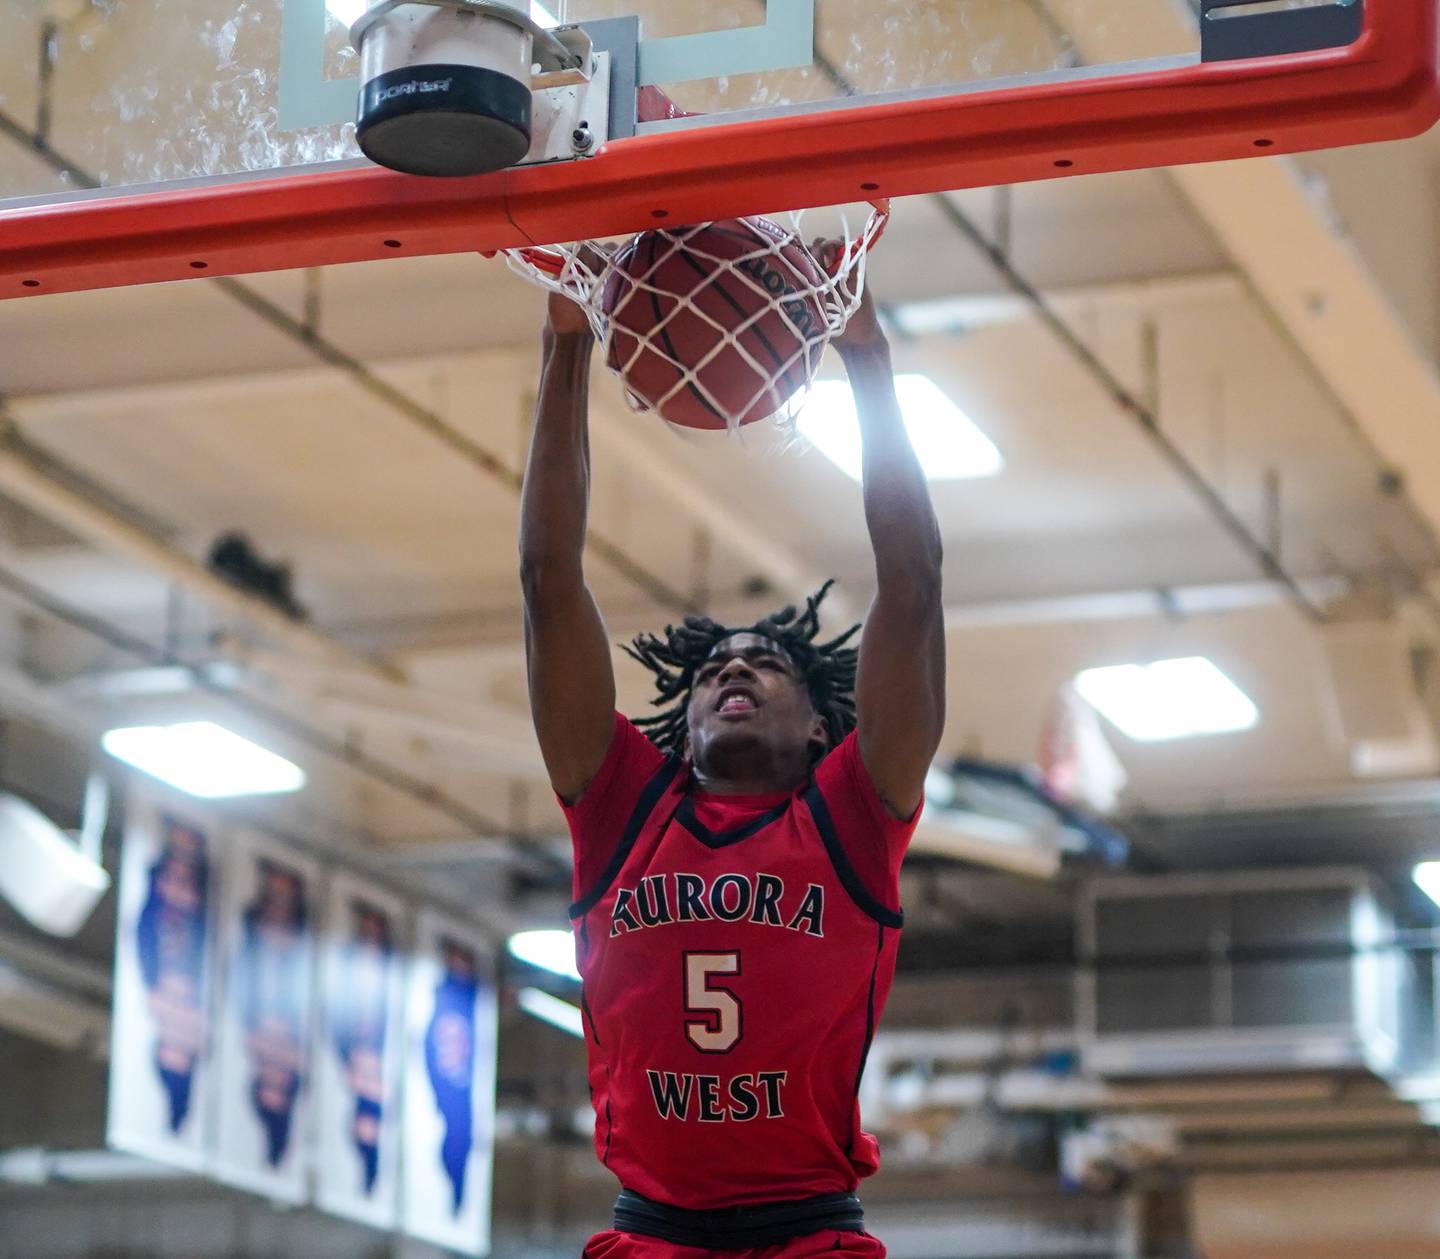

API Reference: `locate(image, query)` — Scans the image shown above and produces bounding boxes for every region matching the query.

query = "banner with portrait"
[401,910,498,1256]
[313,873,407,1228]
[107,795,220,1170]
[211,829,320,1202]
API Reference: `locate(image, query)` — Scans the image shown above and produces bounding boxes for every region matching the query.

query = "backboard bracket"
[1202,0,1367,62]
[521,48,612,166]
[581,17,640,142]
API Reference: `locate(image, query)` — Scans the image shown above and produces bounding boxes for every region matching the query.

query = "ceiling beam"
[13,351,859,627]
[890,270,1241,337]
[1038,0,1440,551]
[1170,158,1440,534]
[0,420,405,681]
[584,403,860,624]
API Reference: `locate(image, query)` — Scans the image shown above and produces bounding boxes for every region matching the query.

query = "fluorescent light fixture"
[507,929,581,981]
[518,987,584,1038]
[102,722,305,798]
[797,375,1003,483]
[1074,657,1259,742]
[1415,863,1440,909]
[328,0,558,25]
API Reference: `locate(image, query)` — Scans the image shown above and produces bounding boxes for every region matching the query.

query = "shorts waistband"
[613,1188,865,1249]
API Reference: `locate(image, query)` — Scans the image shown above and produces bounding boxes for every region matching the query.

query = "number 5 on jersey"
[684,952,742,1052]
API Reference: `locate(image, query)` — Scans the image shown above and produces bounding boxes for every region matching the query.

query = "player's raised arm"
[833,272,946,819]
[519,294,617,802]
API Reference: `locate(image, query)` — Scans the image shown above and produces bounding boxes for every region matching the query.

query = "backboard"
[1,0,1437,298]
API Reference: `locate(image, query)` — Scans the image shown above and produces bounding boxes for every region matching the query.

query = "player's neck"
[690,748,810,797]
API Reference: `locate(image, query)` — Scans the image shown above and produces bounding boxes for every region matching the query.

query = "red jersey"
[564,713,916,1211]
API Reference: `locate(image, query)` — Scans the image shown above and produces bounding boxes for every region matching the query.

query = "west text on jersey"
[646,1069,788,1122]
[609,873,825,938]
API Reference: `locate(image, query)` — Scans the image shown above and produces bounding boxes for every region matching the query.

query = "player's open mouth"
[716,686,759,714]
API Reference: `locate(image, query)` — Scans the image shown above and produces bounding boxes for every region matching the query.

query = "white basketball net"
[505,200,889,430]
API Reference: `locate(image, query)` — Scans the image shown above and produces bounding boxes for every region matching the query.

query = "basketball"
[600,217,830,430]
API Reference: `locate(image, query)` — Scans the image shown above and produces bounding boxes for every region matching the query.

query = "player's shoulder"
[804,727,910,926]
[811,728,865,794]
[568,712,671,807]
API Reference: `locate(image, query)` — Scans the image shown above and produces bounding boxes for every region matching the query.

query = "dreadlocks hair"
[622,580,861,759]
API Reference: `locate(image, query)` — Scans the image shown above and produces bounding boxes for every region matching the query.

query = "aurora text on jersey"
[609,873,825,938]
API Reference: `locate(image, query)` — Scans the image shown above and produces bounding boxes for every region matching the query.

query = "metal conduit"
[0,108,695,617]
[796,44,1328,623]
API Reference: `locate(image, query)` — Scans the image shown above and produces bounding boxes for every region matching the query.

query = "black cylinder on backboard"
[357,63,532,178]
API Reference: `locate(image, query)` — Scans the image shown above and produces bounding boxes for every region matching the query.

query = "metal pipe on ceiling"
[13,359,860,636]
[796,40,1329,625]
[925,194,1328,624]
[585,409,860,624]
[0,107,694,617]
[0,420,406,682]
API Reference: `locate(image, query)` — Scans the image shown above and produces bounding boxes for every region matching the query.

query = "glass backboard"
[1,0,1436,297]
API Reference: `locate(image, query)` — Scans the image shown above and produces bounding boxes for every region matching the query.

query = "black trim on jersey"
[803,785,905,927]
[847,920,886,1155]
[576,919,608,1050]
[602,1091,614,1167]
[580,987,601,1048]
[674,795,791,849]
[569,756,684,919]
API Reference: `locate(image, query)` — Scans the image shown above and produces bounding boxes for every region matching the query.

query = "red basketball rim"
[512,199,891,278]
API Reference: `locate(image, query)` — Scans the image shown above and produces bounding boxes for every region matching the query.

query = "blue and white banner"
[107,794,219,1171]
[211,829,319,1202]
[402,910,498,1256]
[314,872,406,1229]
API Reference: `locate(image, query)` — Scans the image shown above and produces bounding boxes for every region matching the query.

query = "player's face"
[444,943,477,983]
[686,633,825,772]
[260,869,301,925]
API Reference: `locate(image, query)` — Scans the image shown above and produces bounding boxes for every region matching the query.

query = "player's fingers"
[575,241,609,272]
[811,238,841,270]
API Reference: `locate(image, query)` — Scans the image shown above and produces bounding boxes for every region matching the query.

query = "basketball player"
[519,250,945,1257]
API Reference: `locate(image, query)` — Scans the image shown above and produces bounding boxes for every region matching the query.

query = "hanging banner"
[314,873,407,1228]
[402,910,498,1256]
[107,795,219,1171]
[211,829,319,1202]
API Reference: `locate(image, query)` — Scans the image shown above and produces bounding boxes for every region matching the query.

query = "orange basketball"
[600,218,829,430]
